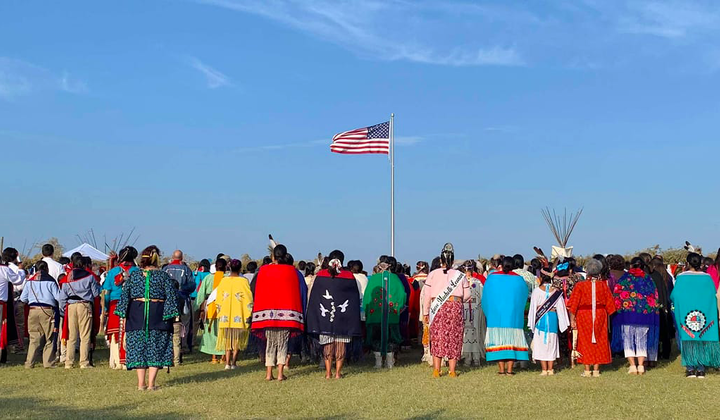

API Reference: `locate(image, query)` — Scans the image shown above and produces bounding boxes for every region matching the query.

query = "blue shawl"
[671,272,720,367]
[482,271,527,329]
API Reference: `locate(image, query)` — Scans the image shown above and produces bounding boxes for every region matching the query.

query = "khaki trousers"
[25,308,56,368]
[56,315,65,363]
[173,321,182,365]
[66,302,92,368]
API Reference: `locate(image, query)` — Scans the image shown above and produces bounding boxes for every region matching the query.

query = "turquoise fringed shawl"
[671,272,720,367]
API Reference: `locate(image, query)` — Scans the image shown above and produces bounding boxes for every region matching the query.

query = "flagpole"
[390,113,395,257]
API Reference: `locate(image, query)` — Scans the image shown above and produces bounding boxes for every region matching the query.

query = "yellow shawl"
[215,275,253,351]
[205,272,225,320]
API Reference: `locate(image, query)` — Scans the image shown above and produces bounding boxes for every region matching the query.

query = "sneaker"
[637,365,645,375]
[592,370,600,378]
[548,369,555,376]
[374,353,383,369]
[540,370,548,376]
[224,365,231,370]
[230,365,237,370]
[628,365,637,375]
[686,370,697,378]
[697,370,706,379]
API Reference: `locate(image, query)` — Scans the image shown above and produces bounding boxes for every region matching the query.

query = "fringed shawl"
[671,272,720,367]
[611,271,660,353]
[215,276,253,351]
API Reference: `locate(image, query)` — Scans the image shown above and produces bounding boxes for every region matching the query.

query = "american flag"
[330,121,390,155]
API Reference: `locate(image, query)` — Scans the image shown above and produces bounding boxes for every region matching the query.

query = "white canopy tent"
[63,243,110,261]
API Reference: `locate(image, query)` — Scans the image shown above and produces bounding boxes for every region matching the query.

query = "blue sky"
[2,1,720,265]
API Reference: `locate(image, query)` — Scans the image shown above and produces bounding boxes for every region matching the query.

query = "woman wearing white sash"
[527,270,569,375]
[422,244,470,378]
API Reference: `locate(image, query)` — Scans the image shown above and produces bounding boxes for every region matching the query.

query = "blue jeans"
[687,365,705,372]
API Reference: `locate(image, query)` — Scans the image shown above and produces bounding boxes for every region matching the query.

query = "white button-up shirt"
[0,263,26,301]
[42,257,65,282]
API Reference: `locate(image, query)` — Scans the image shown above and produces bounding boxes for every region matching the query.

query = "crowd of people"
[1,240,719,390]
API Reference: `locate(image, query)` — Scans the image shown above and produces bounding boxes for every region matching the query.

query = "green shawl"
[363,271,407,355]
[364,271,406,324]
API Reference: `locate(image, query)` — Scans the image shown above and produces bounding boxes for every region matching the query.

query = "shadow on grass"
[166,362,266,385]
[405,409,446,420]
[0,394,185,420]
[292,411,446,420]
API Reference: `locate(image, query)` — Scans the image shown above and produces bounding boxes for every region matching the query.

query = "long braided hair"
[440,243,454,274]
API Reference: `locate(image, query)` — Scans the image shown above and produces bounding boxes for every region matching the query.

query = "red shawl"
[472,272,487,285]
[251,264,304,332]
[114,262,134,286]
[407,277,422,340]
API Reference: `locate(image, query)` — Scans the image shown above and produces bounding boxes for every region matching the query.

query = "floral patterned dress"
[115,269,179,370]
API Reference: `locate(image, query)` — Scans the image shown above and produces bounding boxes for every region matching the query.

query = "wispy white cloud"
[616,1,720,39]
[233,138,323,153]
[0,57,87,99]
[191,0,720,71]
[60,71,88,94]
[394,136,423,146]
[194,0,524,67]
[397,46,523,67]
[233,135,426,153]
[483,126,518,133]
[188,56,231,88]
[0,58,35,98]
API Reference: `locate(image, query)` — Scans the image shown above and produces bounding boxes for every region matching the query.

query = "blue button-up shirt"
[58,269,100,309]
[20,272,60,307]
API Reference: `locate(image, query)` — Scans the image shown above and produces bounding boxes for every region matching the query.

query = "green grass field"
[1,343,717,419]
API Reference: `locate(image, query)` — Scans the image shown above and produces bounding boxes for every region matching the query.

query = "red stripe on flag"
[332,129,368,141]
[330,147,389,153]
[330,123,389,155]
[331,140,389,146]
[332,150,390,155]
